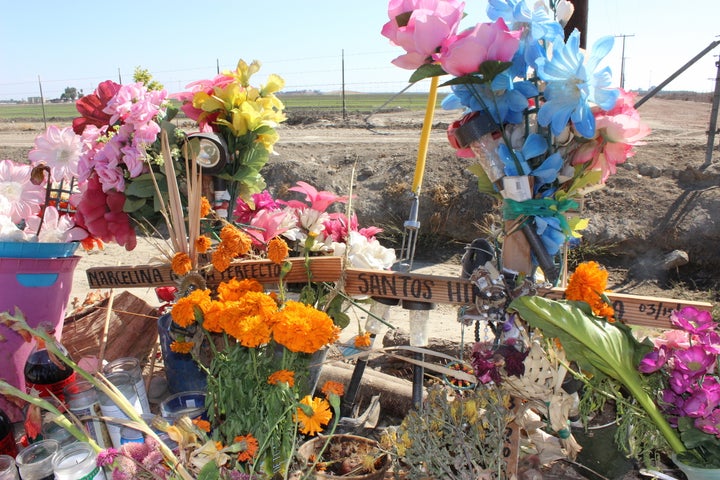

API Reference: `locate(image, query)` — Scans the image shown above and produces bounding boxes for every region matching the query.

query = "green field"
[0,92,445,122]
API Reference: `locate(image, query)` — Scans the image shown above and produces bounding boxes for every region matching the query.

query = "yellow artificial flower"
[295,396,332,436]
[261,74,285,96]
[226,59,261,87]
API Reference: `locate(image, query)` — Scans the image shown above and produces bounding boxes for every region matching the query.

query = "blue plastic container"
[157,313,207,394]
[0,241,79,259]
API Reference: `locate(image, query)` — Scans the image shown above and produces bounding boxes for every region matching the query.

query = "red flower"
[72,80,121,134]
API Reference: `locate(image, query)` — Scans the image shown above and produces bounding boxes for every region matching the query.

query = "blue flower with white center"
[535,30,619,138]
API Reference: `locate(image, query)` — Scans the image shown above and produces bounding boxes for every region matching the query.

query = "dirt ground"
[1,97,718,479]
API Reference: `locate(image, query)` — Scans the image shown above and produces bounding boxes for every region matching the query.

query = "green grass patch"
[0,92,446,123]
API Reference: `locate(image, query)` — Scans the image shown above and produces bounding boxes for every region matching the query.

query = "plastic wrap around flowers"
[382,0,650,279]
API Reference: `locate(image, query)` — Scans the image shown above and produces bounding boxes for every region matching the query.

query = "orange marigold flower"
[195,235,212,254]
[566,261,614,321]
[192,417,211,433]
[267,237,289,264]
[202,300,227,333]
[200,196,212,218]
[221,292,279,346]
[320,381,345,398]
[268,369,295,387]
[211,245,233,272]
[295,395,332,436]
[217,278,263,302]
[354,332,372,348]
[170,340,194,354]
[171,289,211,328]
[233,434,259,462]
[171,252,193,276]
[219,224,252,257]
[272,301,340,354]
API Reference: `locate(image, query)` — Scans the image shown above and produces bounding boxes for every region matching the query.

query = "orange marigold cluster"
[271,300,340,354]
[195,235,212,254]
[267,237,289,265]
[200,196,212,218]
[233,434,259,462]
[220,224,252,257]
[217,278,263,302]
[354,332,372,348]
[320,380,345,398]
[565,261,615,322]
[222,291,279,347]
[192,418,211,433]
[268,369,295,387]
[170,340,194,354]
[171,289,212,328]
[171,252,193,276]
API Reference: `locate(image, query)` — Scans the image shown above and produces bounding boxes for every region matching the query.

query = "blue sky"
[1,0,717,101]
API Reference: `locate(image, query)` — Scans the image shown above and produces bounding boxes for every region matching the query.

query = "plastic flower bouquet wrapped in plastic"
[382,0,650,284]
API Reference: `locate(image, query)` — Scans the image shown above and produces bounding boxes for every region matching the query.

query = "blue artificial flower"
[488,0,565,73]
[497,134,562,192]
[535,216,566,256]
[535,30,620,138]
[441,74,537,125]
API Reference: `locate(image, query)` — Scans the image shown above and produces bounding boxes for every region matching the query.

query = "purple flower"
[471,342,528,384]
[673,346,716,379]
[695,408,720,436]
[668,370,694,395]
[97,448,120,467]
[671,306,717,334]
[682,387,718,418]
[638,346,668,373]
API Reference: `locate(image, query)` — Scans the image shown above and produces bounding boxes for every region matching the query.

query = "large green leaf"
[508,295,686,454]
[409,63,446,83]
[124,177,159,198]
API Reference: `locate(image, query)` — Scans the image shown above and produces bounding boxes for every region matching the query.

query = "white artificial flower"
[0,214,28,242]
[339,231,396,270]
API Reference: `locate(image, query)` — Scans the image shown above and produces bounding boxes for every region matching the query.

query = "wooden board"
[86,259,712,329]
[86,256,344,289]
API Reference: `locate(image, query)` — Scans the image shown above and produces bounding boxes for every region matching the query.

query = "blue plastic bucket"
[0,255,80,421]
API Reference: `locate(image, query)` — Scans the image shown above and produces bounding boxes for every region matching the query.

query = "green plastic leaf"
[122,196,147,213]
[124,178,159,198]
[409,63,446,83]
[468,164,501,197]
[477,60,513,82]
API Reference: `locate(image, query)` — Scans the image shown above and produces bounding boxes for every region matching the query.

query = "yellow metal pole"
[411,75,440,195]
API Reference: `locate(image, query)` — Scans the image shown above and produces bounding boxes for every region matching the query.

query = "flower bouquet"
[509,261,720,473]
[381,0,649,283]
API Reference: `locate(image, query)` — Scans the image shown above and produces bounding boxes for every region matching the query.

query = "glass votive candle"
[0,455,19,480]
[52,442,106,480]
[103,357,151,414]
[15,439,59,480]
[97,372,141,448]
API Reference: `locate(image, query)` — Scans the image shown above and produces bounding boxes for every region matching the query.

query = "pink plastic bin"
[0,256,80,422]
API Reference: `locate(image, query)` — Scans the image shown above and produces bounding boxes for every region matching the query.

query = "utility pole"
[615,34,635,90]
[703,54,720,169]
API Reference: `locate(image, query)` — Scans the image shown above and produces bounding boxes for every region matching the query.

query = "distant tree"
[133,67,163,91]
[59,86,78,102]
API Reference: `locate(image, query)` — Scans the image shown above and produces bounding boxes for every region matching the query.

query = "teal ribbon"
[502,197,578,235]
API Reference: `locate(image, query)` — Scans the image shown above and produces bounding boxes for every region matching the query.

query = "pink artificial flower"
[72,175,137,250]
[681,377,720,418]
[670,306,717,334]
[672,345,716,380]
[638,345,668,374]
[572,89,650,182]
[0,159,45,224]
[283,181,348,212]
[96,448,119,468]
[233,190,281,224]
[24,206,87,243]
[653,328,691,350]
[247,208,294,248]
[438,18,521,76]
[381,0,465,70]
[27,125,82,182]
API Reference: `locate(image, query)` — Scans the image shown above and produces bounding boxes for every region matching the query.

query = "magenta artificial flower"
[672,345,716,379]
[439,18,521,76]
[638,345,668,374]
[670,306,717,334]
[233,190,280,224]
[681,377,720,418]
[27,125,82,182]
[572,89,650,182]
[0,159,45,224]
[283,181,348,212]
[695,408,720,436]
[381,0,465,70]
